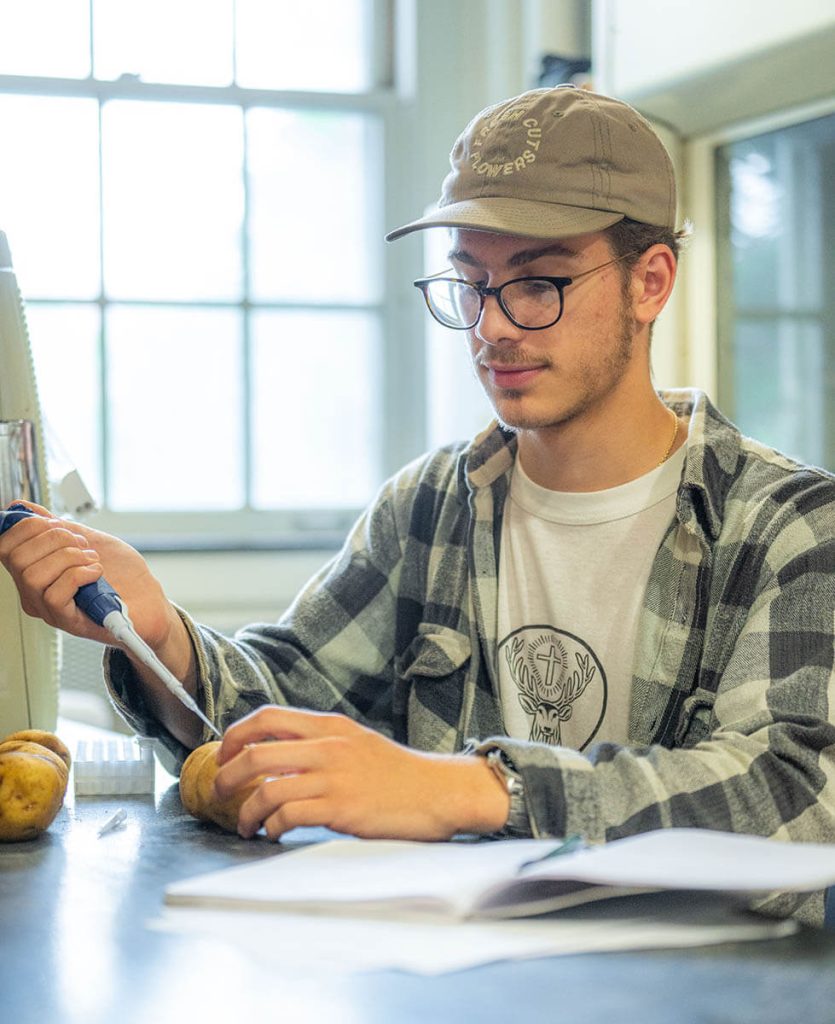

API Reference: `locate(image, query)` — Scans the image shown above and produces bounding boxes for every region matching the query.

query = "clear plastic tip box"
[74,738,155,796]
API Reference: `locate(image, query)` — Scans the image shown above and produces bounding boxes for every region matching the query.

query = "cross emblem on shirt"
[535,644,564,688]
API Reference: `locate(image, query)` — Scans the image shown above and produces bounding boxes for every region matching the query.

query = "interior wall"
[146,549,328,631]
[593,0,835,135]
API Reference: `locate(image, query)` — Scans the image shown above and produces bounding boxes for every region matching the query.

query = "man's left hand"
[213,705,510,841]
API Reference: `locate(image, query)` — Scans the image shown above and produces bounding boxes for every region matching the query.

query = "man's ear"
[631,244,677,326]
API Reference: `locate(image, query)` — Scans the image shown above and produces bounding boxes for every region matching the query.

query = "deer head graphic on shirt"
[504,631,598,745]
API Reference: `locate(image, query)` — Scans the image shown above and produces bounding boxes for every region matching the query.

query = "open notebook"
[165,828,835,921]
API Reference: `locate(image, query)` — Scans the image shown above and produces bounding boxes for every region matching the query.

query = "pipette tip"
[97,807,127,837]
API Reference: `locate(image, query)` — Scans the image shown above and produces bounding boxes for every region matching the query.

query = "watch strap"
[483,748,531,837]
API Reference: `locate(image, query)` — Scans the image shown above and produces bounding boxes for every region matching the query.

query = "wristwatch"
[483,748,530,837]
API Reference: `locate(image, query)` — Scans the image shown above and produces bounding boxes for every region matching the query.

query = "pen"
[518,833,585,871]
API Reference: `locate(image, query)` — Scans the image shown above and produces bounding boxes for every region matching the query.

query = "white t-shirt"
[497,442,687,750]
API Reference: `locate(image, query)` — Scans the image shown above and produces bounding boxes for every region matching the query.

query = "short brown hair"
[605,217,692,269]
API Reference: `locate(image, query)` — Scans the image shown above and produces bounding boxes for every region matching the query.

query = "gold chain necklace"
[657,408,680,467]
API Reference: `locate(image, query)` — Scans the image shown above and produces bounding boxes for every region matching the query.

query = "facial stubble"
[475,287,638,434]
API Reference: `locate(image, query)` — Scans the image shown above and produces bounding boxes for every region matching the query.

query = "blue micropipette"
[0,503,220,737]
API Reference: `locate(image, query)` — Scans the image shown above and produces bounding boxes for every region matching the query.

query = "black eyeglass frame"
[413,251,641,331]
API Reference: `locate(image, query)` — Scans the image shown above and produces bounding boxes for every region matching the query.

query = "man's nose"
[472,294,526,347]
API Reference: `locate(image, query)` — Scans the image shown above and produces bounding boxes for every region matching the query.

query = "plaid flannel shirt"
[107,389,835,924]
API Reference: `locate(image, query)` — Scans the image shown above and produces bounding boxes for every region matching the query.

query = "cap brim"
[385,197,624,242]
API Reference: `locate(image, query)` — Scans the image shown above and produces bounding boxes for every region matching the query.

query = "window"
[715,111,835,471]
[0,0,397,545]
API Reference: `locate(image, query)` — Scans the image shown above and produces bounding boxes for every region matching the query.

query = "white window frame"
[0,0,436,551]
[681,95,835,404]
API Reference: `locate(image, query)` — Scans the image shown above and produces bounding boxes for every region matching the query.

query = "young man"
[2,87,833,921]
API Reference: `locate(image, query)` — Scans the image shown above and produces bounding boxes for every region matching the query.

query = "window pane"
[0,95,100,300]
[733,319,830,469]
[718,114,835,471]
[102,101,244,301]
[0,0,90,78]
[106,306,244,510]
[251,310,379,508]
[93,0,234,86]
[248,108,380,303]
[236,0,372,92]
[26,303,102,503]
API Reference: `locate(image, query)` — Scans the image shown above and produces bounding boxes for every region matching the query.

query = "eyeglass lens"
[425,278,563,329]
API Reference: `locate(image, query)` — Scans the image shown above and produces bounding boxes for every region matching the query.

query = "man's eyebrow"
[506,242,580,268]
[447,241,580,270]
[447,248,482,267]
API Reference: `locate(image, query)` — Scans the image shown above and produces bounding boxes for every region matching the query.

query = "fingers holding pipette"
[0,501,175,652]
[0,505,107,640]
[1,502,210,748]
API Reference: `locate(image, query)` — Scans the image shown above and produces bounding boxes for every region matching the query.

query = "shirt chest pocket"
[395,626,472,751]
[673,689,717,748]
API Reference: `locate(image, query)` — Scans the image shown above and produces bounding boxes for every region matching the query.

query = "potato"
[0,740,69,787]
[180,741,263,835]
[0,730,71,841]
[0,749,66,842]
[3,729,71,771]
[179,745,214,815]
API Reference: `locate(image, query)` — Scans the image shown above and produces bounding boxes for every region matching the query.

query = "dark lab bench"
[2,734,835,1024]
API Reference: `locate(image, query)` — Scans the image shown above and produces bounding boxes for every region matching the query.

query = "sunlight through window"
[0,1,385,527]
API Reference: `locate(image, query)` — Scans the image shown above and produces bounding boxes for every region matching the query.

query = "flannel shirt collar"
[457,389,740,547]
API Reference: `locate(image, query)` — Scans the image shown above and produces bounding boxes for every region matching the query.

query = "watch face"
[486,750,517,790]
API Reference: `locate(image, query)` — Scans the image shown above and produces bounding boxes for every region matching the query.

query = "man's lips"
[481,362,547,389]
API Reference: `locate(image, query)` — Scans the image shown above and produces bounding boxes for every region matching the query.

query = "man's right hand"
[0,501,169,645]
[0,501,203,747]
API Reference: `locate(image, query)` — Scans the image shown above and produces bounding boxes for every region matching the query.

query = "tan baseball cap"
[386,85,677,242]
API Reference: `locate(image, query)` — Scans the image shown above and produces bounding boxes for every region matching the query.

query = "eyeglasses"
[413,252,639,331]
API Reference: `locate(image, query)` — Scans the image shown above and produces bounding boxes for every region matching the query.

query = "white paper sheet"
[157,829,827,974]
[150,903,798,976]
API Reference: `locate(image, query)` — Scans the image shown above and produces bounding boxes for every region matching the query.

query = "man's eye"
[520,279,554,296]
